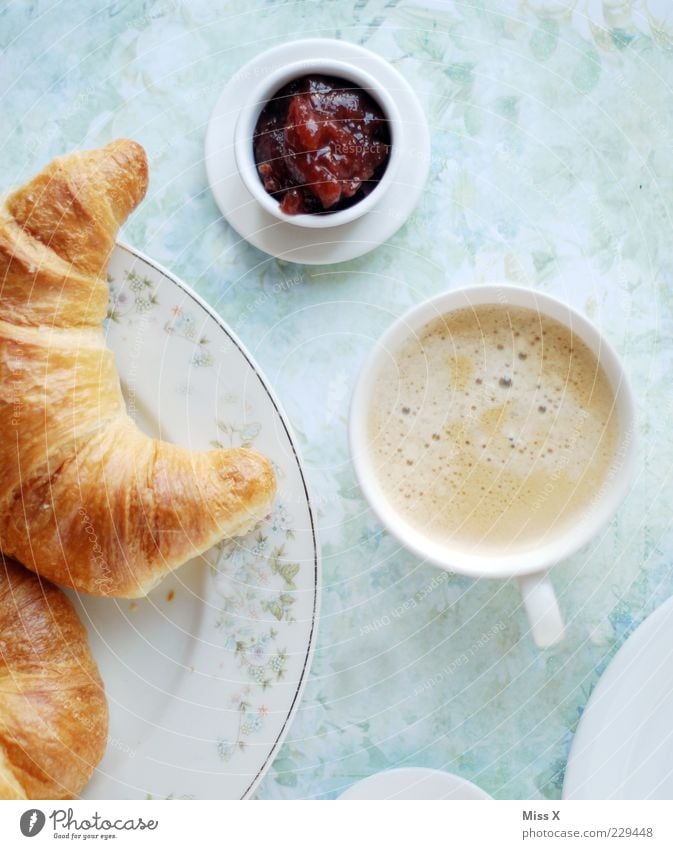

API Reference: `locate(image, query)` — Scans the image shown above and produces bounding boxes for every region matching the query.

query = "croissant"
[0,140,276,596]
[0,555,108,799]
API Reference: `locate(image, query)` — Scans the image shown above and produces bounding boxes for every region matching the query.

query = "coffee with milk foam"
[367,304,618,553]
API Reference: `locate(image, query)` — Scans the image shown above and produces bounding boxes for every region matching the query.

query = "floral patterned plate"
[70,243,319,800]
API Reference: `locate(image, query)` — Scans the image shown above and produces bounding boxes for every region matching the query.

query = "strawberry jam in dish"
[252,75,391,216]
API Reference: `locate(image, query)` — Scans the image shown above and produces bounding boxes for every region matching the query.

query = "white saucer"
[204,39,430,265]
[563,595,673,799]
[338,768,492,800]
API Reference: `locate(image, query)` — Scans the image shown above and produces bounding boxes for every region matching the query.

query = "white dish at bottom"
[564,595,673,799]
[339,768,492,800]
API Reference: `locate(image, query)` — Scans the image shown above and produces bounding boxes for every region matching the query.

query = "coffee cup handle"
[517,572,565,647]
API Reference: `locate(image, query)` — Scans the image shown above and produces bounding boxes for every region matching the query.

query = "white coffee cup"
[349,284,636,647]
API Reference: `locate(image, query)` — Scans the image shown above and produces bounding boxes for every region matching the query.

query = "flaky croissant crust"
[0,556,108,799]
[0,140,276,596]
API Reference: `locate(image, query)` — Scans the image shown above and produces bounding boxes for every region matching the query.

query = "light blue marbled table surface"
[2,0,672,799]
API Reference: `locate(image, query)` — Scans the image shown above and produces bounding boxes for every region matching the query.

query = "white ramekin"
[234,57,404,229]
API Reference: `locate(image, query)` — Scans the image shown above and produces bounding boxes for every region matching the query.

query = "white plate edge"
[115,240,322,799]
[562,595,673,800]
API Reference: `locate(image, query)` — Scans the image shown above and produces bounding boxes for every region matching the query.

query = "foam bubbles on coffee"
[367,304,618,553]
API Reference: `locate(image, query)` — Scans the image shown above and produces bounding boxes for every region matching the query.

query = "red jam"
[252,75,391,215]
